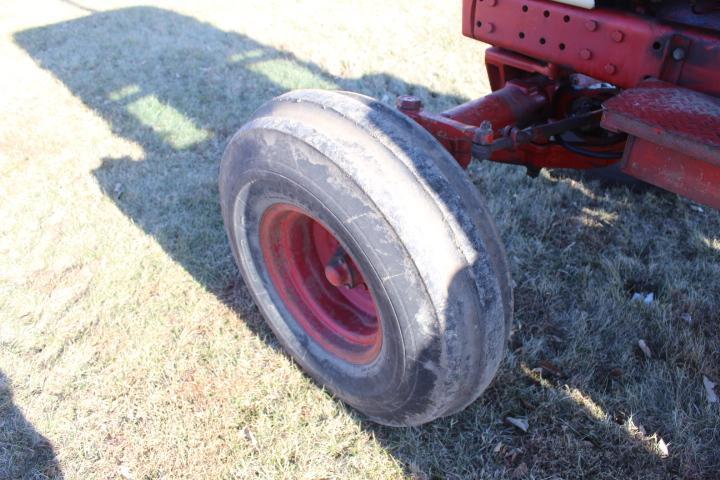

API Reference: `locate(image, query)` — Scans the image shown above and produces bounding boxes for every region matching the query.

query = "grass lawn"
[1,0,718,478]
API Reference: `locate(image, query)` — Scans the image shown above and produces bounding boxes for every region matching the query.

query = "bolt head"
[484,22,495,33]
[396,96,422,112]
[672,48,686,61]
[580,49,593,60]
[487,0,497,5]
[612,30,624,42]
[585,20,598,32]
[604,63,617,75]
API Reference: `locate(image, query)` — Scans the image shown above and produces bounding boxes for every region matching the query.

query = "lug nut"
[484,22,495,33]
[611,30,624,43]
[604,63,617,75]
[580,49,593,60]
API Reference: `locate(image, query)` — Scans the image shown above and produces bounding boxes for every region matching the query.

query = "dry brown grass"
[1,0,718,478]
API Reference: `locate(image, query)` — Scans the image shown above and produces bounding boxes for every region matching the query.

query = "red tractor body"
[399,0,720,209]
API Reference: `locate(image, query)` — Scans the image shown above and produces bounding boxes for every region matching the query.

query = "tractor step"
[602,80,720,209]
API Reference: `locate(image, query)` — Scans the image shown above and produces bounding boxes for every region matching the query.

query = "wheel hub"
[324,246,360,289]
[258,203,381,364]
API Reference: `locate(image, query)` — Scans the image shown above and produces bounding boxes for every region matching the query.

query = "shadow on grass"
[14,6,717,479]
[0,371,63,480]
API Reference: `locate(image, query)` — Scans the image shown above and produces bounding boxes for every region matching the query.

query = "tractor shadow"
[14,5,462,321]
[14,6,717,479]
[0,371,63,479]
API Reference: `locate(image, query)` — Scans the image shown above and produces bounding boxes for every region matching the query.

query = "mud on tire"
[219,90,513,426]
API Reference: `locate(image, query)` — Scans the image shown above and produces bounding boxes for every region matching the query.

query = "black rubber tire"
[219,90,513,426]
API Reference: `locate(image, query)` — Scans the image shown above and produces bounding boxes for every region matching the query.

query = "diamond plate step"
[602,79,720,166]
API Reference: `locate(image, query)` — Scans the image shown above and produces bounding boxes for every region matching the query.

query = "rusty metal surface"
[602,80,720,165]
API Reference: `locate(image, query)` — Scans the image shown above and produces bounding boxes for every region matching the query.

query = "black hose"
[561,132,627,146]
[555,136,624,160]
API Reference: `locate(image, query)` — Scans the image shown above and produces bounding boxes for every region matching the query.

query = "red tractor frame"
[220,0,720,426]
[400,0,720,208]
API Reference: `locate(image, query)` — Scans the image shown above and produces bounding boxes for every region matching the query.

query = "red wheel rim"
[259,203,382,364]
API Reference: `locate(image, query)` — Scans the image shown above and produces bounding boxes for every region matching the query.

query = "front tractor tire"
[219,90,512,426]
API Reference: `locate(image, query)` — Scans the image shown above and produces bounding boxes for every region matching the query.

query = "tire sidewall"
[221,127,443,422]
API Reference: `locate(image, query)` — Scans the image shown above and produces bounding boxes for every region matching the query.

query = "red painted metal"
[324,246,359,289]
[397,96,478,168]
[484,47,562,91]
[488,139,618,170]
[398,78,622,170]
[602,80,720,164]
[259,204,381,364]
[602,79,720,208]
[442,78,549,127]
[464,0,720,96]
[397,78,554,168]
[397,0,720,209]
[619,137,720,210]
